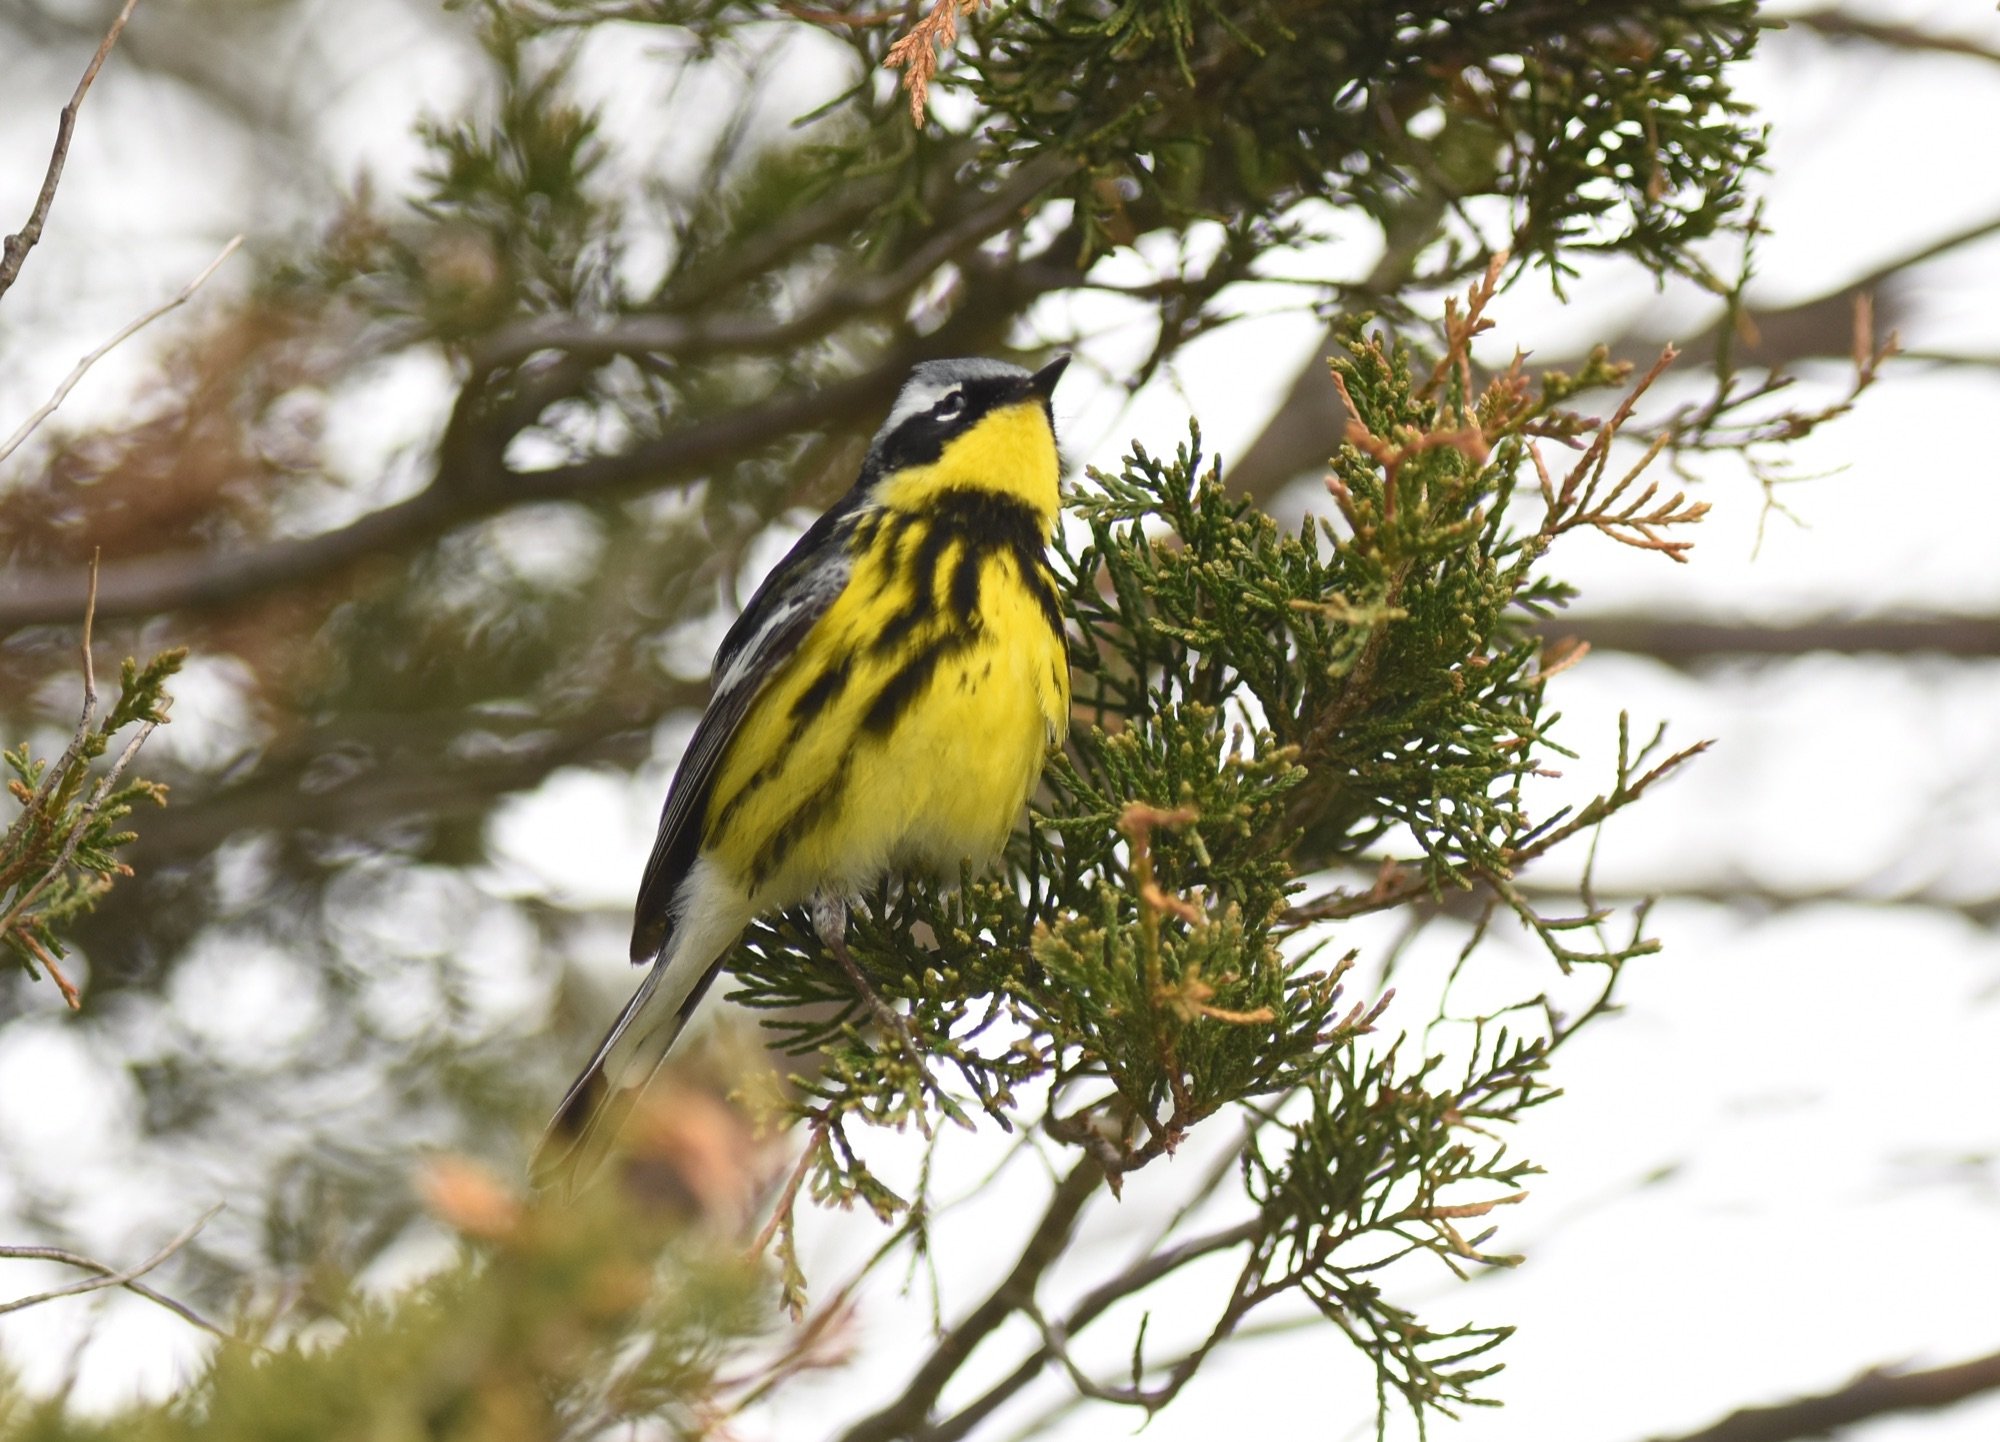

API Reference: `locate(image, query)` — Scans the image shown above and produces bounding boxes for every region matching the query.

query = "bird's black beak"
[1028,353,1070,402]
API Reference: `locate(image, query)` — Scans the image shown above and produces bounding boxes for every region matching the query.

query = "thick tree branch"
[1227,204,2000,507]
[0,0,141,302]
[920,1216,1267,1442]
[116,686,702,878]
[471,154,1074,371]
[0,361,904,631]
[1641,1346,2000,1442]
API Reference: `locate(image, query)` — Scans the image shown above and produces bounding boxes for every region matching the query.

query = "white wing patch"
[713,593,808,696]
[713,551,851,693]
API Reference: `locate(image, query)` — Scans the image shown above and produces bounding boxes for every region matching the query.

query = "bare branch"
[0,359,905,632]
[0,234,242,465]
[921,1217,1267,1442]
[1549,612,2000,664]
[0,0,143,303]
[1226,204,2000,507]
[0,1204,229,1339]
[470,154,1072,372]
[1516,877,2000,929]
[1785,8,2000,66]
[838,1158,1103,1442]
[26,555,100,814]
[1298,865,2000,934]
[1640,1346,2000,1442]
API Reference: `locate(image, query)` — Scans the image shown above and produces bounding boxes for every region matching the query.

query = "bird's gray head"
[864,354,1069,473]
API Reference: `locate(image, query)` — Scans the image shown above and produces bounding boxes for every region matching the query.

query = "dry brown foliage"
[883,0,987,125]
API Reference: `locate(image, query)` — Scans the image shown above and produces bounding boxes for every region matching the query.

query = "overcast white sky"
[1,1,1998,1438]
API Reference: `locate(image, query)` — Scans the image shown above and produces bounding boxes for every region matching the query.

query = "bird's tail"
[532,956,724,1199]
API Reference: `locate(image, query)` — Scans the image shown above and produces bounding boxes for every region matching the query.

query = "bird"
[535,354,1073,1193]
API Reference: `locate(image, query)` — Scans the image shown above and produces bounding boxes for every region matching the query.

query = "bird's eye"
[933,392,966,421]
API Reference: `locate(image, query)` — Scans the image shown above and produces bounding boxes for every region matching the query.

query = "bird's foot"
[811,892,937,1136]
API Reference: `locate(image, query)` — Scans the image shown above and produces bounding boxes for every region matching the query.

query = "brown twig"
[750,1114,828,1259]
[0,0,144,304]
[1119,803,1206,1137]
[1294,257,1510,764]
[1537,346,1710,561]
[18,931,80,1009]
[719,1283,860,1410]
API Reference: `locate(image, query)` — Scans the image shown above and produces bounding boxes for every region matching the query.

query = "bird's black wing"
[628,500,862,962]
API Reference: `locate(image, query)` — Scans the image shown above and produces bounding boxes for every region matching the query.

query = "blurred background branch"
[0,1204,227,1338]
[1643,1347,2000,1442]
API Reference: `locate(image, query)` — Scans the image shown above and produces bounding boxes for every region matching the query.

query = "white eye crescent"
[933,392,966,421]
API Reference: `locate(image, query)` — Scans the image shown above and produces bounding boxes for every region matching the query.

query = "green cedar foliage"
[1,626,181,1005]
[721,265,1706,1429]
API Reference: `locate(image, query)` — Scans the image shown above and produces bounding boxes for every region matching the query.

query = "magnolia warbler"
[537,355,1072,1191]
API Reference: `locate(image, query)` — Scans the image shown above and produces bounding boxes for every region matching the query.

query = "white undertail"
[532,859,752,1195]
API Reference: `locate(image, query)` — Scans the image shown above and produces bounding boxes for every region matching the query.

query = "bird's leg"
[812,892,903,1036]
[811,892,936,1134]
[809,891,852,960]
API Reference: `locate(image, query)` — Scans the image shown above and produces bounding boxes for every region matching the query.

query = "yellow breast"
[873,399,1062,530]
[701,399,1069,908]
